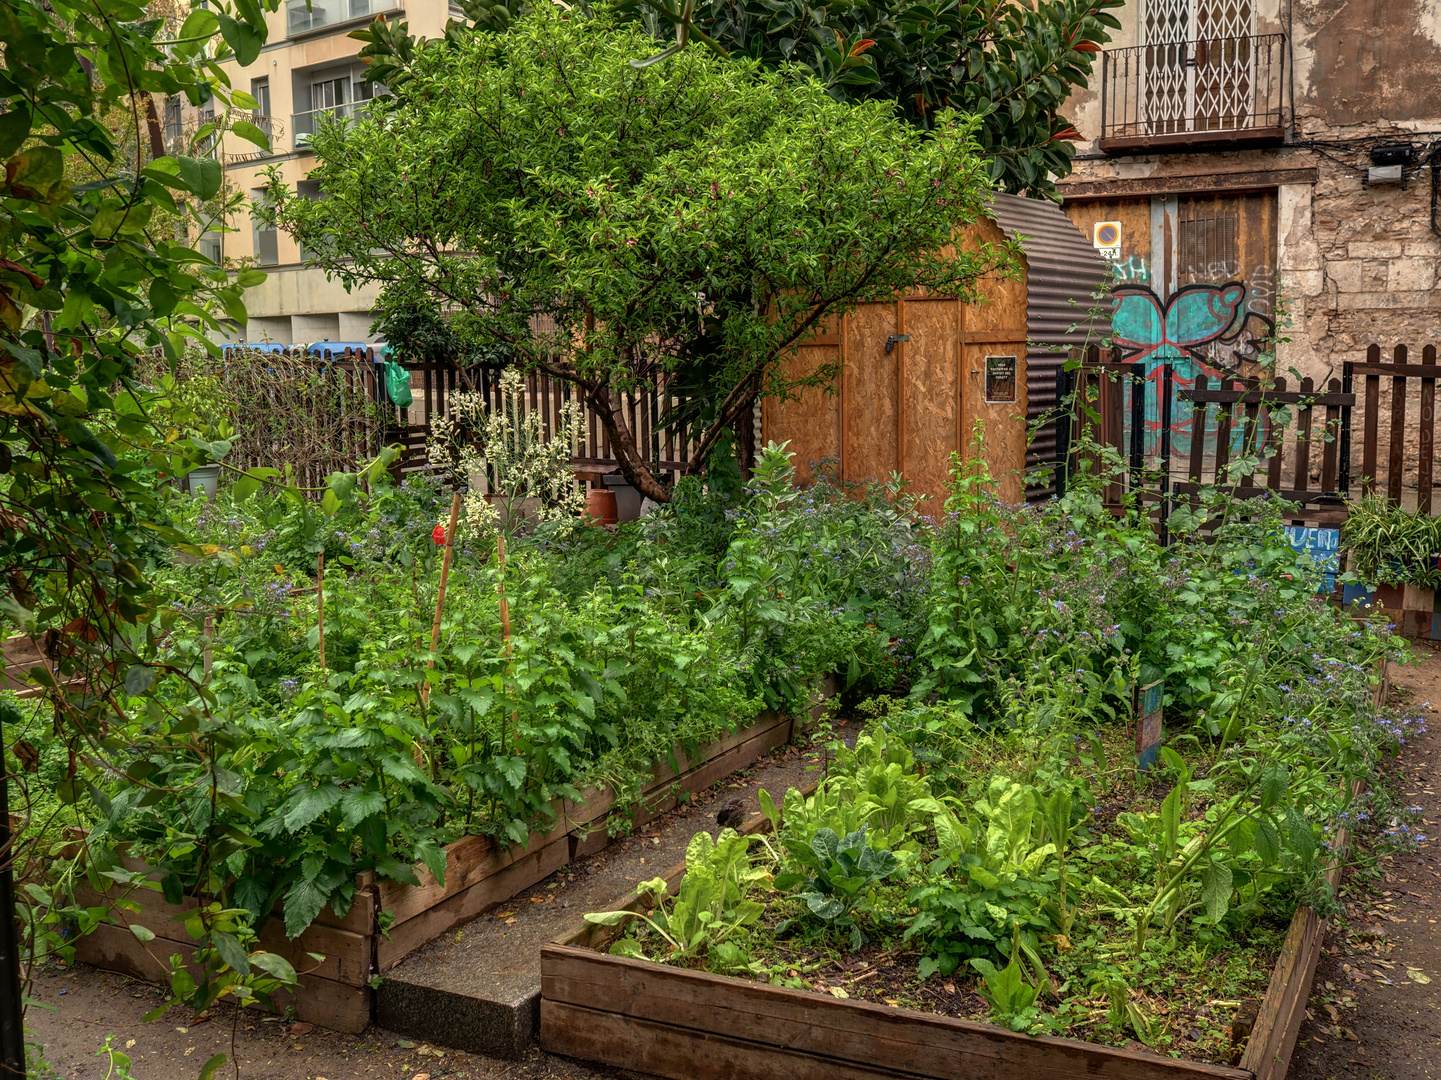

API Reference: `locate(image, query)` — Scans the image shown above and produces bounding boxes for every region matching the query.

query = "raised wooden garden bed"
[70,681,834,1032]
[538,778,1354,1080]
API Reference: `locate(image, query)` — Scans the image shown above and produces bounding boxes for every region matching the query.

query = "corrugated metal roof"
[987,192,1111,500]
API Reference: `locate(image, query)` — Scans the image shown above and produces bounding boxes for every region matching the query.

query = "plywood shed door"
[763,216,1033,510]
[843,302,903,484]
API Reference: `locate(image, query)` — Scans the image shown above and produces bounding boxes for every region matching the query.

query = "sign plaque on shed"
[1136,679,1163,770]
[984,355,1018,404]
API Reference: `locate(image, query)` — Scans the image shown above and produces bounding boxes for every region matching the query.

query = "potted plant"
[1340,495,1441,636]
[148,368,233,497]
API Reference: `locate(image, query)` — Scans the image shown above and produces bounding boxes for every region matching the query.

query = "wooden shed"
[762,192,1108,509]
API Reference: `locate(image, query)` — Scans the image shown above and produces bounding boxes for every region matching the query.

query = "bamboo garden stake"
[316,552,325,671]
[421,491,463,707]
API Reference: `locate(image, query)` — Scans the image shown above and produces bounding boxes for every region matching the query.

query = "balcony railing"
[286,0,397,36]
[291,101,372,146]
[1099,33,1286,153]
[229,112,282,162]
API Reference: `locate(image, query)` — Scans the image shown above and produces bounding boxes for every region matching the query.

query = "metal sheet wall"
[988,194,1112,499]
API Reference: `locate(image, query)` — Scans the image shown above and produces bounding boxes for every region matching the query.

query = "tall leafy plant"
[455,0,1126,197]
[270,4,1011,503]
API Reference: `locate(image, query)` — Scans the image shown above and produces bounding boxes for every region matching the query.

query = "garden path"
[1291,643,1441,1080]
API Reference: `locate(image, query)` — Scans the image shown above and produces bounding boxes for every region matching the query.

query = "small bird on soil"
[715,798,747,829]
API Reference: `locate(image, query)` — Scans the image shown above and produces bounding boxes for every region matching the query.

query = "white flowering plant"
[428,368,587,539]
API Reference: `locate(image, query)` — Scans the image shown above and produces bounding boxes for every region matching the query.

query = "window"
[198,230,223,266]
[163,96,183,145]
[251,78,271,120]
[310,75,349,113]
[251,190,279,267]
[1177,215,1238,280]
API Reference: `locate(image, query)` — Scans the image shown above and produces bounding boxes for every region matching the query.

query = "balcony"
[229,112,283,163]
[1098,34,1287,154]
[291,101,371,147]
[286,0,398,37]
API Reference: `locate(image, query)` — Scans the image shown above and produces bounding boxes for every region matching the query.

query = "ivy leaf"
[129,924,155,943]
[197,1053,228,1080]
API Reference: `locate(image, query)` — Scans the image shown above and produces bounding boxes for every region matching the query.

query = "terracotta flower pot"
[585,488,618,526]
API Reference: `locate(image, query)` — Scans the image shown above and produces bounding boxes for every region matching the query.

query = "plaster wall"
[200,2,458,342]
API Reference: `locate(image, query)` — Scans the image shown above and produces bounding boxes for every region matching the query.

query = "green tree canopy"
[269,4,1012,501]
[411,0,1125,198]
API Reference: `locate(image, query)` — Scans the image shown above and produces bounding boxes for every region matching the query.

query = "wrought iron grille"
[1100,33,1286,149]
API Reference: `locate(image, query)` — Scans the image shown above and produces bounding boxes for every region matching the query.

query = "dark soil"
[1290,643,1441,1080]
[24,965,641,1080]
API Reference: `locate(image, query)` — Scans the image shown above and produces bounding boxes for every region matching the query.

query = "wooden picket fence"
[216,346,703,490]
[1056,342,1441,525]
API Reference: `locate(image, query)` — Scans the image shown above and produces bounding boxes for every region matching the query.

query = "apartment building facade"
[197,0,459,345]
[1055,0,1441,401]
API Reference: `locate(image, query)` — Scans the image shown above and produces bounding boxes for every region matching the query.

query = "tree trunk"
[588,386,672,504]
[733,396,756,479]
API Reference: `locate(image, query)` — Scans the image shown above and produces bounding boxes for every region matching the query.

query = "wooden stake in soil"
[497,531,511,649]
[421,492,463,708]
[316,552,325,671]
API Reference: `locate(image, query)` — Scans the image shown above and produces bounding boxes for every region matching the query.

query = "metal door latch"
[884,334,910,352]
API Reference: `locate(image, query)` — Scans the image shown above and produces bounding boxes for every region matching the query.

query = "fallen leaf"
[530,896,546,903]
[1339,1027,1359,1041]
[394,1039,416,1049]
[944,982,956,994]
[184,1047,195,1057]
[290,1022,314,1035]
[125,1040,135,1050]
[494,911,515,919]
[174,1027,188,1034]
[829,987,849,999]
[504,917,517,925]
[1407,969,1432,984]
[413,1074,431,1080]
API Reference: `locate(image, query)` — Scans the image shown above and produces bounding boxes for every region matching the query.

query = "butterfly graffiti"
[1111,283,1274,459]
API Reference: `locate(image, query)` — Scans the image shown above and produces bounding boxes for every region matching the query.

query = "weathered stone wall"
[1056,0,1441,495]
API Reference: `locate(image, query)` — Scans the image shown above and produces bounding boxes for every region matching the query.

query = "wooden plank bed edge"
[380,682,836,925]
[74,922,372,1033]
[1238,778,1362,1080]
[538,944,1252,1080]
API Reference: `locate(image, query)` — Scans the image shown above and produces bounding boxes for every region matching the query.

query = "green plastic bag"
[383,360,413,408]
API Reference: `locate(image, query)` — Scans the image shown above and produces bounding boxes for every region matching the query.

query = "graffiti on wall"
[1110,275,1277,458]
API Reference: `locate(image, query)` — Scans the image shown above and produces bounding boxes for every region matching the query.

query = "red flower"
[432,524,447,546]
